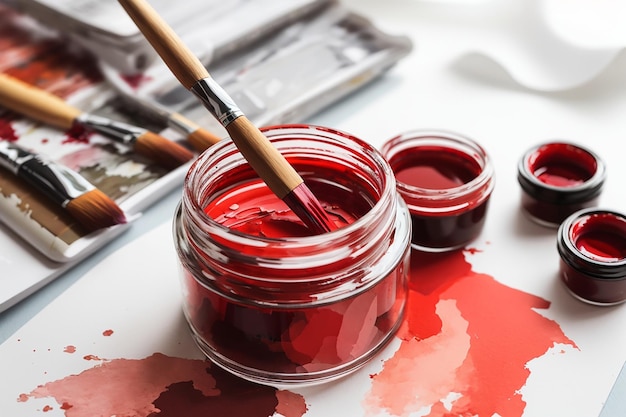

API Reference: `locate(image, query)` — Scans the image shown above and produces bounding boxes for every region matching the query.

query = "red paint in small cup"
[557,208,626,305]
[518,142,606,227]
[382,130,495,252]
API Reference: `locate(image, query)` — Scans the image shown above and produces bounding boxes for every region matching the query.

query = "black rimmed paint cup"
[557,208,626,306]
[517,142,606,228]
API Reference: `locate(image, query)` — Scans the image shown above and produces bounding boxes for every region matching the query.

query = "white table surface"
[1,0,625,415]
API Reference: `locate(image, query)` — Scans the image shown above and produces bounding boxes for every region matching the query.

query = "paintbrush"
[99,61,222,152]
[167,110,222,152]
[0,141,126,232]
[118,0,336,234]
[0,73,194,170]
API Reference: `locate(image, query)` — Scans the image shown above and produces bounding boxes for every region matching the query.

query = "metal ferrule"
[77,113,147,146]
[0,141,94,207]
[168,114,196,135]
[119,93,171,126]
[0,141,33,174]
[190,77,243,127]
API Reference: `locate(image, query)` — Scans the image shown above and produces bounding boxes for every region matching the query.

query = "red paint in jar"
[557,208,626,305]
[518,142,606,227]
[174,125,411,385]
[393,149,481,190]
[205,180,360,238]
[382,130,494,252]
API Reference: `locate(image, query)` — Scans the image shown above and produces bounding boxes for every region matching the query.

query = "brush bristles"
[65,189,127,232]
[186,128,221,152]
[135,131,195,170]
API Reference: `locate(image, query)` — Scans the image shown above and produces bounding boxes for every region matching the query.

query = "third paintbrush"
[0,73,194,170]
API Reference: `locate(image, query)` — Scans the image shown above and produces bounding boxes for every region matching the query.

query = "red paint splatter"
[63,346,76,354]
[465,246,482,255]
[102,329,114,337]
[62,123,92,145]
[82,355,103,361]
[42,405,53,412]
[20,353,306,417]
[275,390,309,417]
[120,73,152,90]
[365,249,577,417]
[17,393,28,402]
[0,117,18,141]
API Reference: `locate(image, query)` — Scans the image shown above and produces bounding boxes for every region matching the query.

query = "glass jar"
[518,141,606,227]
[381,129,495,252]
[173,124,411,386]
[557,208,626,306]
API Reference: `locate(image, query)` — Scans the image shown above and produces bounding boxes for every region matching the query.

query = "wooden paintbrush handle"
[0,73,80,129]
[118,0,335,232]
[118,0,208,89]
[226,117,303,198]
[118,0,304,198]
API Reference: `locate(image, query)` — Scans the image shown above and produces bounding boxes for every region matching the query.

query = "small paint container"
[517,142,606,227]
[381,130,495,252]
[173,124,411,386]
[557,208,626,306]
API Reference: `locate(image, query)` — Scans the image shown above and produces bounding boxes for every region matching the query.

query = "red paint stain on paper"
[62,124,92,145]
[120,73,152,90]
[0,117,18,141]
[102,329,113,337]
[63,346,76,354]
[465,246,482,255]
[365,249,577,417]
[19,353,307,417]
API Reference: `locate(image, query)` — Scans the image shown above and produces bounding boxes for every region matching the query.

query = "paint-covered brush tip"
[134,131,195,170]
[283,182,337,234]
[65,189,127,232]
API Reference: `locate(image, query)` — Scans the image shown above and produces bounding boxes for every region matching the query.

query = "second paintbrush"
[0,73,194,170]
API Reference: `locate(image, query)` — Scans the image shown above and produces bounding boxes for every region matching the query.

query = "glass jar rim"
[381,129,495,210]
[557,208,626,279]
[175,124,412,304]
[518,141,606,203]
[183,123,398,246]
